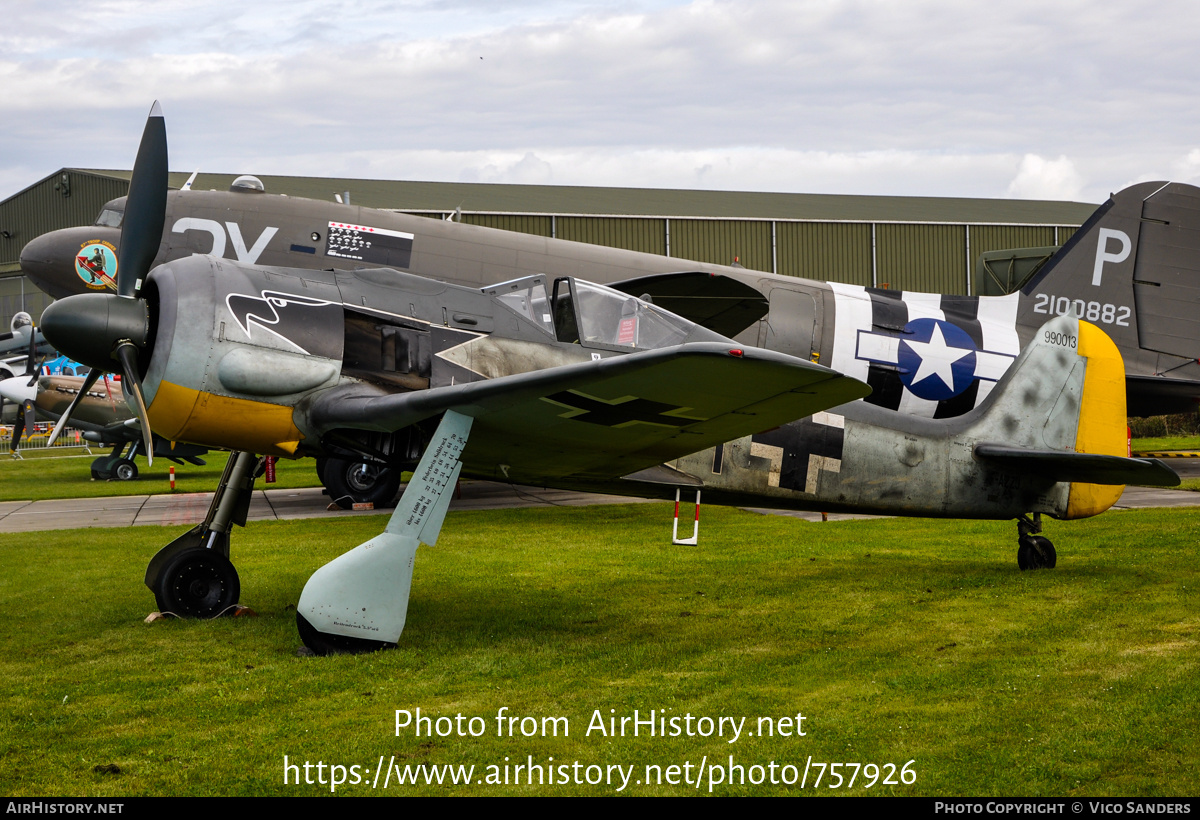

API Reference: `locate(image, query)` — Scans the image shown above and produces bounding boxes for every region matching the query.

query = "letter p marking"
[1092,228,1131,286]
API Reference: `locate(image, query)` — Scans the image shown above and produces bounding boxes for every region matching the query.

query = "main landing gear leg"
[144,451,260,617]
[1016,513,1057,571]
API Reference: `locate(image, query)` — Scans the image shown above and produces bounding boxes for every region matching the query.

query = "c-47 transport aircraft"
[21,165,1200,422]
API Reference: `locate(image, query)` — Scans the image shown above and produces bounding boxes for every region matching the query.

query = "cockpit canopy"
[486,276,715,352]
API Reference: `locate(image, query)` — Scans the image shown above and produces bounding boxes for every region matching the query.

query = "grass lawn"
[1131,436,1200,452]
[0,448,322,501]
[0,504,1196,796]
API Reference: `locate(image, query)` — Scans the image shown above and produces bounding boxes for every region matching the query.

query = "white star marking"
[905,324,972,391]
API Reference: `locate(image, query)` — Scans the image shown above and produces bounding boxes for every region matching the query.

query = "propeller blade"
[115,342,154,466]
[12,398,35,451]
[11,405,24,452]
[46,369,101,448]
[117,101,168,299]
[23,323,39,386]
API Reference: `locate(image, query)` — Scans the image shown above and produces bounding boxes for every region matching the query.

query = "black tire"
[296,612,395,656]
[1031,535,1057,569]
[1017,537,1039,570]
[114,459,138,481]
[154,548,240,618]
[90,454,120,479]
[322,458,402,510]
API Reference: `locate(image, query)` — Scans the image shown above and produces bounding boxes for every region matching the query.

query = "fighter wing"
[974,444,1180,487]
[311,342,869,483]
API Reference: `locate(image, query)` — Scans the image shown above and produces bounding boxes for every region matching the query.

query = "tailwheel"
[1016,513,1056,571]
[1031,535,1056,569]
[1017,537,1038,570]
[154,548,240,617]
[1016,534,1057,570]
[296,612,395,656]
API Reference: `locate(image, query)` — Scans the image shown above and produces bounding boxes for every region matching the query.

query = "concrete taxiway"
[0,482,656,533]
[0,480,1196,534]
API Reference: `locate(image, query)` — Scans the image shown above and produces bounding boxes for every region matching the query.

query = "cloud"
[461,151,554,184]
[1006,155,1085,201]
[3,1,1200,202]
[1172,149,1200,185]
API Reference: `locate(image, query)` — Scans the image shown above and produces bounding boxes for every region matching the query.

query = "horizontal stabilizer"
[974,444,1180,487]
[608,272,769,337]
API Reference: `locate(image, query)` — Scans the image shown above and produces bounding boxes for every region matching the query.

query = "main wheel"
[154,548,240,618]
[323,458,402,509]
[114,459,139,481]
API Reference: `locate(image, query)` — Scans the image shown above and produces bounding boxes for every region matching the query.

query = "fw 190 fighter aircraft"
[40,105,1177,655]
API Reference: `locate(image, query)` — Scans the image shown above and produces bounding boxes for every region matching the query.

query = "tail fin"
[1020,181,1200,364]
[972,315,1177,519]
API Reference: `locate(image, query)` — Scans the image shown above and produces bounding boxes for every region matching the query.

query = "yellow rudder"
[1065,320,1127,518]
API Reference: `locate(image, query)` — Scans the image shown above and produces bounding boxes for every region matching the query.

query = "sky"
[4,0,1200,205]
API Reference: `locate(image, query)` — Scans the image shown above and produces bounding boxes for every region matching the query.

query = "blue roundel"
[896,318,977,401]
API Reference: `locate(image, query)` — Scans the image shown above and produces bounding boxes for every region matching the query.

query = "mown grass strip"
[1,505,1196,796]
[0,450,320,502]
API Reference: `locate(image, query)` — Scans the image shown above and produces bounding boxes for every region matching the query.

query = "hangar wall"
[0,168,1089,328]
[442,210,1075,292]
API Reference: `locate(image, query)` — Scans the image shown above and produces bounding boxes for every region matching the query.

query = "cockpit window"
[552,278,691,351]
[95,208,123,228]
[486,276,555,336]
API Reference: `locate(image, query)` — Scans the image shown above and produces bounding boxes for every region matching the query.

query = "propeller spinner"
[39,102,167,464]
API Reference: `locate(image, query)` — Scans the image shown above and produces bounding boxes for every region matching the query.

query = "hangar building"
[0,168,1098,328]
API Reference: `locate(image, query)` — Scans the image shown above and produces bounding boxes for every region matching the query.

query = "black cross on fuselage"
[751,414,845,492]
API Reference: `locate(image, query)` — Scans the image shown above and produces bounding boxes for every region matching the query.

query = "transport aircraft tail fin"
[1019,181,1200,369]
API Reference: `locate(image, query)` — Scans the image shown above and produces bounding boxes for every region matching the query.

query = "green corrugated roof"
[74,168,1098,225]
